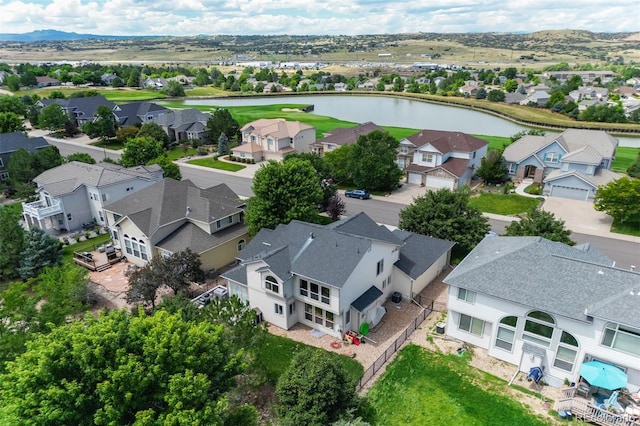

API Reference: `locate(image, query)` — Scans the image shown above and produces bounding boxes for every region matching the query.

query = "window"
[98,211,104,222]
[237,239,246,251]
[376,259,384,276]
[400,147,408,154]
[586,165,595,174]
[102,193,107,202]
[289,303,295,315]
[0,172,9,181]
[458,314,484,336]
[300,279,308,297]
[523,310,555,348]
[545,152,560,163]
[265,276,279,294]
[274,303,283,315]
[495,316,518,351]
[345,309,351,325]
[304,303,334,329]
[123,234,147,260]
[216,216,233,229]
[67,213,73,221]
[554,331,578,372]
[457,288,476,303]
[507,163,516,174]
[300,280,330,305]
[422,154,434,163]
[602,322,640,356]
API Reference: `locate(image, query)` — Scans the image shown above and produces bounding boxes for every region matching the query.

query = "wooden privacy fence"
[358,299,434,390]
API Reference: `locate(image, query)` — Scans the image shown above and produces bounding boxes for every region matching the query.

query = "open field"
[2,30,639,71]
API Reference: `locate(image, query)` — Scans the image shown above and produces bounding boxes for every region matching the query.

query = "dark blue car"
[345,189,371,199]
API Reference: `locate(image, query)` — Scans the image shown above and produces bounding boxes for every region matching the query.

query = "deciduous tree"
[82,104,117,140]
[120,136,164,167]
[147,154,181,180]
[350,130,403,192]
[594,177,640,223]
[245,159,323,236]
[0,207,25,280]
[66,152,96,164]
[476,149,507,184]
[137,122,169,147]
[487,89,505,102]
[38,103,67,131]
[0,112,25,133]
[399,187,489,254]
[505,208,575,245]
[33,264,91,327]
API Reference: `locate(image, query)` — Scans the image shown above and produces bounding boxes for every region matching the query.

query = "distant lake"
[176,95,640,148]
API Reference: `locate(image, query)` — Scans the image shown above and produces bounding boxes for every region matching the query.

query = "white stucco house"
[444,235,640,390]
[232,118,316,162]
[222,212,454,338]
[22,162,163,234]
[402,130,488,189]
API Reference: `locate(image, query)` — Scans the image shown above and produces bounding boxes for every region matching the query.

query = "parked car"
[345,189,371,199]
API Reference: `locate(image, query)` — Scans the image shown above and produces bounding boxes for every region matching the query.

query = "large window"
[545,152,560,163]
[457,288,476,303]
[304,303,334,329]
[523,311,555,348]
[495,316,518,351]
[300,279,330,305]
[265,276,279,294]
[422,153,434,163]
[458,313,484,337]
[216,216,233,229]
[554,331,578,372]
[123,234,148,260]
[602,322,640,356]
[376,259,384,276]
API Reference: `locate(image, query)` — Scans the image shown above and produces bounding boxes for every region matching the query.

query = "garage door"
[408,172,423,185]
[425,175,454,190]
[549,185,589,201]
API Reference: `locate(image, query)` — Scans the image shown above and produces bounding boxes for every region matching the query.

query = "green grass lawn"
[166,146,198,160]
[611,214,640,237]
[366,345,551,426]
[468,193,540,215]
[91,140,125,150]
[62,234,111,265]
[0,201,23,215]
[186,157,246,172]
[253,333,363,385]
[611,146,639,173]
[475,135,512,151]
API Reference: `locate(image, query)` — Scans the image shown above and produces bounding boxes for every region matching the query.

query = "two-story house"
[0,131,49,182]
[402,130,488,189]
[154,109,211,143]
[36,95,117,127]
[503,129,621,201]
[113,101,170,128]
[103,178,248,272]
[22,161,163,234]
[222,212,454,337]
[232,118,316,162]
[309,122,383,157]
[444,235,640,391]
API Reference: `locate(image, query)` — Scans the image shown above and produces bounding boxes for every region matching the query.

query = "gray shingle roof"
[445,236,640,328]
[352,286,383,312]
[34,161,162,196]
[114,101,169,126]
[155,109,211,130]
[316,122,384,147]
[404,130,488,153]
[0,131,49,154]
[393,230,456,279]
[104,178,245,239]
[156,221,247,254]
[327,211,402,245]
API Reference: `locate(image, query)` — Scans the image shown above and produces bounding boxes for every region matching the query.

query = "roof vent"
[597,269,604,275]
[631,265,636,272]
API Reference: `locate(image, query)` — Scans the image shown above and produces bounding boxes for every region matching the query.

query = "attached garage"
[425,175,454,190]
[549,185,589,201]
[407,172,423,185]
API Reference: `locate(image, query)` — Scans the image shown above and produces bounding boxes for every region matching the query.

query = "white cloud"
[0,0,637,35]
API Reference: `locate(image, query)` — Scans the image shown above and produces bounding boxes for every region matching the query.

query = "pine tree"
[18,228,63,279]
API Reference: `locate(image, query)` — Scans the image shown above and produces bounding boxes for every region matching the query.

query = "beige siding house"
[233,118,316,162]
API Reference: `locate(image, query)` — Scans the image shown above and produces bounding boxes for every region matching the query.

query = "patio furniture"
[576,381,591,398]
[579,361,627,391]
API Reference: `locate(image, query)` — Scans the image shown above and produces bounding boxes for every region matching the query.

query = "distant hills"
[0,29,155,42]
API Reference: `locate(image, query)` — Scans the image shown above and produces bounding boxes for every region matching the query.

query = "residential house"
[309,122,384,157]
[459,80,479,97]
[22,161,163,234]
[568,86,609,103]
[444,235,640,390]
[520,90,551,106]
[543,70,617,85]
[357,80,376,90]
[36,95,117,127]
[36,76,61,88]
[154,108,211,143]
[402,130,488,189]
[101,73,120,86]
[503,129,620,201]
[143,77,169,89]
[334,82,347,92]
[103,178,248,271]
[222,212,454,337]
[113,101,170,127]
[0,131,49,182]
[233,118,316,162]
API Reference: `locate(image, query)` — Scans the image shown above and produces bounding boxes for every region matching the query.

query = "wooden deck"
[73,246,122,272]
[557,388,640,426]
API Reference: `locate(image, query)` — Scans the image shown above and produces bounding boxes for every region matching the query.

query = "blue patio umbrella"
[579,361,627,390]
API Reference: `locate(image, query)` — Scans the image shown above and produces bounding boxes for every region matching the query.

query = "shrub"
[524,183,543,195]
[197,147,208,156]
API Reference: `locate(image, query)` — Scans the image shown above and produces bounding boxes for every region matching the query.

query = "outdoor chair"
[576,381,591,398]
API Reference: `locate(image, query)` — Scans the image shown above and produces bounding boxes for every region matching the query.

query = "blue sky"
[0,0,638,36]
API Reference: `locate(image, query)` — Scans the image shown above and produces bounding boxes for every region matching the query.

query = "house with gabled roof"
[0,131,49,182]
[154,108,211,143]
[103,178,248,271]
[402,130,488,189]
[503,129,621,201]
[36,95,117,127]
[22,161,163,234]
[222,212,454,337]
[113,101,170,127]
[309,122,384,157]
[444,235,640,390]
[233,118,316,162]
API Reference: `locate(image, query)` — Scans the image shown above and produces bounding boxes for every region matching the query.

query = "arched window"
[554,331,579,372]
[265,276,279,294]
[523,310,555,348]
[237,239,246,252]
[495,316,518,351]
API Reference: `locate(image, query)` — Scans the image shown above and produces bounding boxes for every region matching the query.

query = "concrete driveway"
[541,197,614,237]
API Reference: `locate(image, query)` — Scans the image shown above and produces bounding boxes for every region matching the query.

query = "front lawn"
[611,214,640,237]
[366,345,551,426]
[186,157,246,172]
[166,146,198,160]
[468,193,540,215]
[611,146,639,173]
[91,140,125,150]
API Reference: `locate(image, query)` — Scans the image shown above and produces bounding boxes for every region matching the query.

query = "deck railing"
[557,397,640,426]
